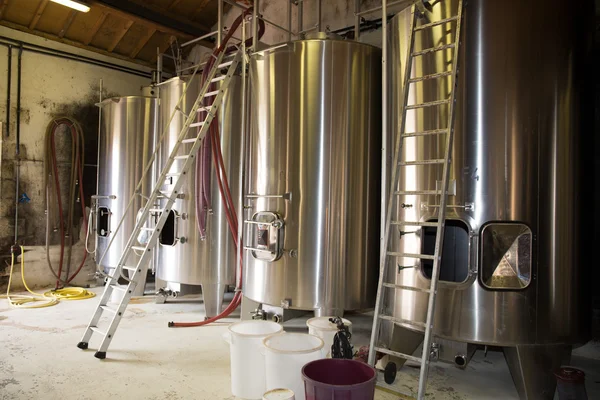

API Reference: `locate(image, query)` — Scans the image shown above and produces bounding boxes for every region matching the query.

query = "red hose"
[169,8,259,328]
[48,119,88,288]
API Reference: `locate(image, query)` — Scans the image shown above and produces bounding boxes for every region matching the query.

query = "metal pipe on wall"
[6,44,11,138]
[14,45,22,244]
[0,36,150,78]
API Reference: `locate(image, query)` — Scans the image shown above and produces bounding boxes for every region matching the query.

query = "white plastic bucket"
[263,388,295,400]
[224,320,284,399]
[306,317,353,357]
[263,333,325,400]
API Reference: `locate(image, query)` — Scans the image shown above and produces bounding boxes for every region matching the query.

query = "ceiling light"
[50,0,91,13]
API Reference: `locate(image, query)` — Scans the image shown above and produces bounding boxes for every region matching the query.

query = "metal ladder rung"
[387,252,435,260]
[197,106,211,113]
[402,128,448,138]
[149,208,164,213]
[414,15,459,31]
[140,227,154,232]
[90,326,106,336]
[182,138,197,144]
[218,60,234,68]
[395,190,442,196]
[412,43,456,56]
[382,282,431,293]
[374,347,422,364]
[399,159,444,166]
[211,75,227,83]
[174,155,191,160]
[100,305,117,314]
[379,314,427,328]
[409,71,452,83]
[121,265,137,271]
[110,284,127,292]
[190,121,205,128]
[390,221,438,227]
[165,172,181,177]
[406,99,451,110]
[131,246,147,252]
[204,90,219,98]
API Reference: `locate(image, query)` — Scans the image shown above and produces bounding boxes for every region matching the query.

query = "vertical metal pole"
[368,0,389,367]
[217,0,223,47]
[252,0,259,50]
[287,0,292,41]
[381,0,388,287]
[354,0,360,40]
[94,79,103,262]
[236,13,247,298]
[317,0,322,32]
[297,0,303,37]
[156,47,163,84]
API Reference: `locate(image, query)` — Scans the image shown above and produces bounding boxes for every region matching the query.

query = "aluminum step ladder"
[77,48,242,359]
[368,2,464,399]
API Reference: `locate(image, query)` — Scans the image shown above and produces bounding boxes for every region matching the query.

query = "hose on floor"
[1,246,95,309]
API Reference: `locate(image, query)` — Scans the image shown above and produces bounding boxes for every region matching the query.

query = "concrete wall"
[0,26,152,290]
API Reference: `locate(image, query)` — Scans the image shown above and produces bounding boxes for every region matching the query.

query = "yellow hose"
[2,246,95,308]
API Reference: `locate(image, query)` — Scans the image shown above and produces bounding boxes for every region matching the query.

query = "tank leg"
[201,283,226,319]
[314,308,344,318]
[503,344,571,400]
[388,326,424,369]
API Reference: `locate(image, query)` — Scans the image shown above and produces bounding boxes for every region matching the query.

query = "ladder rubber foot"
[77,342,88,350]
[168,321,175,327]
[384,361,398,384]
[94,351,107,360]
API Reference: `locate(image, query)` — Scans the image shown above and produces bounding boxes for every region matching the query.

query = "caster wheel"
[384,361,397,384]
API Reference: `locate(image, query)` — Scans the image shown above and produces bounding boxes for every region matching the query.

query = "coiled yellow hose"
[2,246,95,309]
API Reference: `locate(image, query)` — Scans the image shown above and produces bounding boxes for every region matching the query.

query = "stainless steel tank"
[386,1,591,398]
[244,36,382,316]
[155,76,241,317]
[96,97,158,278]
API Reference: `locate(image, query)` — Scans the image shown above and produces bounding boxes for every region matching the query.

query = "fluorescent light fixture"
[50,0,91,13]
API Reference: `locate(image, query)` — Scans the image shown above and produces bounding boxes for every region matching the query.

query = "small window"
[96,207,110,237]
[480,223,532,290]
[159,210,177,246]
[421,220,470,283]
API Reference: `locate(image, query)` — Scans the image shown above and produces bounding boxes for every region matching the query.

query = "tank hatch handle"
[244,211,285,262]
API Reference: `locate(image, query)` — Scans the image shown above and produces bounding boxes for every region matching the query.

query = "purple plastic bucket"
[302,359,376,400]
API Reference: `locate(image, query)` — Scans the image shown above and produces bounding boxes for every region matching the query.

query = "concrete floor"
[1,287,599,400]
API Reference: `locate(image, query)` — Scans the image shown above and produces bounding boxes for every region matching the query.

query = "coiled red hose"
[45,118,88,288]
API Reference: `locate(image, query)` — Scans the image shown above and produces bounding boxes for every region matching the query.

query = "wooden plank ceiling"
[0,0,221,67]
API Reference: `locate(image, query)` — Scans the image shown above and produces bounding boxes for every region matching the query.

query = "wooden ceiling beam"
[83,11,108,45]
[107,19,133,52]
[58,9,77,38]
[129,27,156,59]
[167,0,184,11]
[0,0,8,21]
[29,0,49,30]
[88,0,203,40]
[192,0,213,20]
[0,19,153,68]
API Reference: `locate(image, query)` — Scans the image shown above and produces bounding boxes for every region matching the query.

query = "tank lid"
[305,31,344,40]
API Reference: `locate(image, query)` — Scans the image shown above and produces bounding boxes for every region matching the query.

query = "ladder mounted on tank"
[77,48,243,359]
[367,1,464,399]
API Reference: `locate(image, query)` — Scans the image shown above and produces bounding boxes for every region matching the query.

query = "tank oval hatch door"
[245,211,285,262]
